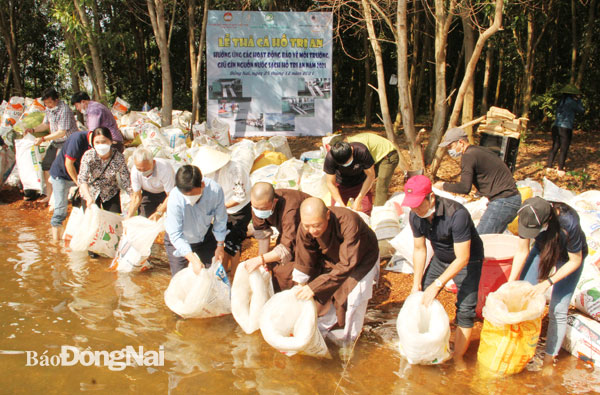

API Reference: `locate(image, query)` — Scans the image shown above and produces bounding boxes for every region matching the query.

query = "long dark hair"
[538,202,565,279]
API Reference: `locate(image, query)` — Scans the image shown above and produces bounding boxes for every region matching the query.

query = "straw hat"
[559,84,582,95]
[192,145,231,175]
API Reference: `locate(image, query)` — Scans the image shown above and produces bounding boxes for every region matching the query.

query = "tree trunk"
[187,0,198,122]
[66,27,100,97]
[362,0,409,171]
[147,0,173,126]
[0,3,24,96]
[397,0,423,170]
[414,28,432,118]
[431,0,504,176]
[494,43,503,106]
[191,0,209,123]
[423,0,457,165]
[575,0,597,87]
[570,0,577,85]
[460,14,475,140]
[363,33,372,128]
[481,44,492,112]
[73,0,106,102]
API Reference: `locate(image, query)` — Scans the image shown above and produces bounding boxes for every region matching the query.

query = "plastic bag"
[250,164,279,186]
[13,112,45,135]
[163,126,187,149]
[209,118,231,146]
[164,261,232,319]
[388,225,434,273]
[568,190,600,213]
[1,97,24,127]
[112,97,130,117]
[259,288,330,358]
[268,135,293,159]
[251,151,288,173]
[396,291,450,365]
[63,206,85,245]
[543,177,575,203]
[229,139,256,174]
[299,164,328,200]
[516,178,543,197]
[14,135,45,191]
[109,216,165,272]
[477,281,546,376]
[273,158,304,189]
[70,204,123,258]
[231,263,274,334]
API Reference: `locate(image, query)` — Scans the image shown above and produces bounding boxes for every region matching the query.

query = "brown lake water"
[1,205,599,394]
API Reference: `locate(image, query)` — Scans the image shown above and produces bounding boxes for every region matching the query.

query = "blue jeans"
[477,193,521,234]
[50,176,75,227]
[520,246,584,356]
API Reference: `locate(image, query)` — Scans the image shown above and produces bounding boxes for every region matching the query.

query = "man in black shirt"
[435,127,521,234]
[402,175,483,370]
[323,141,375,215]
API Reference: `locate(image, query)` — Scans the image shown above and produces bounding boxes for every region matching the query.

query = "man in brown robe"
[293,197,379,346]
[244,183,311,292]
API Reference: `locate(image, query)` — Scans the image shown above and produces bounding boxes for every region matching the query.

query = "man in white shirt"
[126,147,175,220]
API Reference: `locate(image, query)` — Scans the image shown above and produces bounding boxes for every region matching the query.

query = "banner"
[206,11,333,137]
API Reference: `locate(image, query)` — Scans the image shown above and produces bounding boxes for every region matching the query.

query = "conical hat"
[559,84,582,95]
[192,145,231,175]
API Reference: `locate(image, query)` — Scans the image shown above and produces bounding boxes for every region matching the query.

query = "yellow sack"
[507,186,533,234]
[251,150,287,173]
[477,281,546,376]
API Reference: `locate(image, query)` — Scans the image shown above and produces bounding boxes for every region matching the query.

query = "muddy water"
[1,206,599,394]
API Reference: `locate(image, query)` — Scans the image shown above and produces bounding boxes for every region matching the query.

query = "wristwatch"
[434,278,444,288]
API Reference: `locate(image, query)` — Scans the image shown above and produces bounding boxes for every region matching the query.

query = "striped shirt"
[43,100,79,143]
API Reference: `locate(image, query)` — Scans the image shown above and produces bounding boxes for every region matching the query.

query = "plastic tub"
[476,234,519,318]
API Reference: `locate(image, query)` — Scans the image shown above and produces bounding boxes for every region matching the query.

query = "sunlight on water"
[0,206,599,393]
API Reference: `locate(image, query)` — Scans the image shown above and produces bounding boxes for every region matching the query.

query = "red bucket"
[476,234,519,318]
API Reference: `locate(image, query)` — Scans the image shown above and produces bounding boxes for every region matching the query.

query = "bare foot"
[542,354,556,376]
[454,357,467,372]
[39,195,50,204]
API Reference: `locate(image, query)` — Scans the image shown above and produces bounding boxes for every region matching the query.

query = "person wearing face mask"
[164,165,227,276]
[126,147,175,220]
[71,92,124,152]
[192,146,252,277]
[402,175,483,370]
[293,198,379,347]
[509,197,586,371]
[78,127,131,213]
[324,141,376,215]
[434,127,521,235]
[244,183,311,292]
[24,88,80,203]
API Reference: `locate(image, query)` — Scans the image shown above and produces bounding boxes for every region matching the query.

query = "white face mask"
[448,148,461,158]
[416,197,436,218]
[540,223,548,233]
[183,193,202,206]
[80,108,87,115]
[94,144,111,156]
[141,168,153,177]
[341,157,353,167]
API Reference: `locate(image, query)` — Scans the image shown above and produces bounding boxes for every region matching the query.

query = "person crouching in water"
[509,197,586,372]
[402,175,483,370]
[293,197,380,348]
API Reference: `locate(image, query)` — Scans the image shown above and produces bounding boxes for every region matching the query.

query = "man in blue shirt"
[48,130,89,241]
[164,165,228,276]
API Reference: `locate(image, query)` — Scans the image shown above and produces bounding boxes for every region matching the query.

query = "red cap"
[401,175,432,208]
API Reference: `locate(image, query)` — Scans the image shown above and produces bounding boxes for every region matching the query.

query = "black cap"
[518,197,552,239]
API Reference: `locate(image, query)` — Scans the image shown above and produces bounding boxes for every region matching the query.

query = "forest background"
[1,0,598,172]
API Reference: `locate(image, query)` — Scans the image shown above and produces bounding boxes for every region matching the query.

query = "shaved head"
[300,198,330,238]
[251,182,275,203]
[300,197,328,219]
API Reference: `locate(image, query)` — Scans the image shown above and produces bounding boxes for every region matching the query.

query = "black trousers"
[547,126,572,170]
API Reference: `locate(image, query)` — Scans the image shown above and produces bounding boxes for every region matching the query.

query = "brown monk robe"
[245,183,311,292]
[293,199,379,344]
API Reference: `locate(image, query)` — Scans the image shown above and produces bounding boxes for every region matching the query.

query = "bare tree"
[187,0,209,124]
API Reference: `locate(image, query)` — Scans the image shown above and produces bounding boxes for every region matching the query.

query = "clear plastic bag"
[396,291,450,365]
[259,288,330,358]
[109,216,165,272]
[231,263,274,334]
[164,260,232,319]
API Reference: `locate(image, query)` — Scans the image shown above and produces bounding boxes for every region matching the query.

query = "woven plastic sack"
[396,291,450,365]
[14,135,45,191]
[260,288,330,358]
[112,97,130,117]
[109,216,165,272]
[63,206,85,245]
[273,158,304,189]
[370,205,401,240]
[478,281,546,376]
[209,118,231,146]
[543,177,575,203]
[70,204,123,258]
[229,139,256,174]
[231,263,274,334]
[164,261,232,319]
[1,97,24,127]
[516,178,543,197]
[250,164,279,186]
[299,163,328,200]
[268,135,293,159]
[251,151,287,173]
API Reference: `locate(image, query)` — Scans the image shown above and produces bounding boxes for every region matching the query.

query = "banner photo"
[206,11,333,137]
